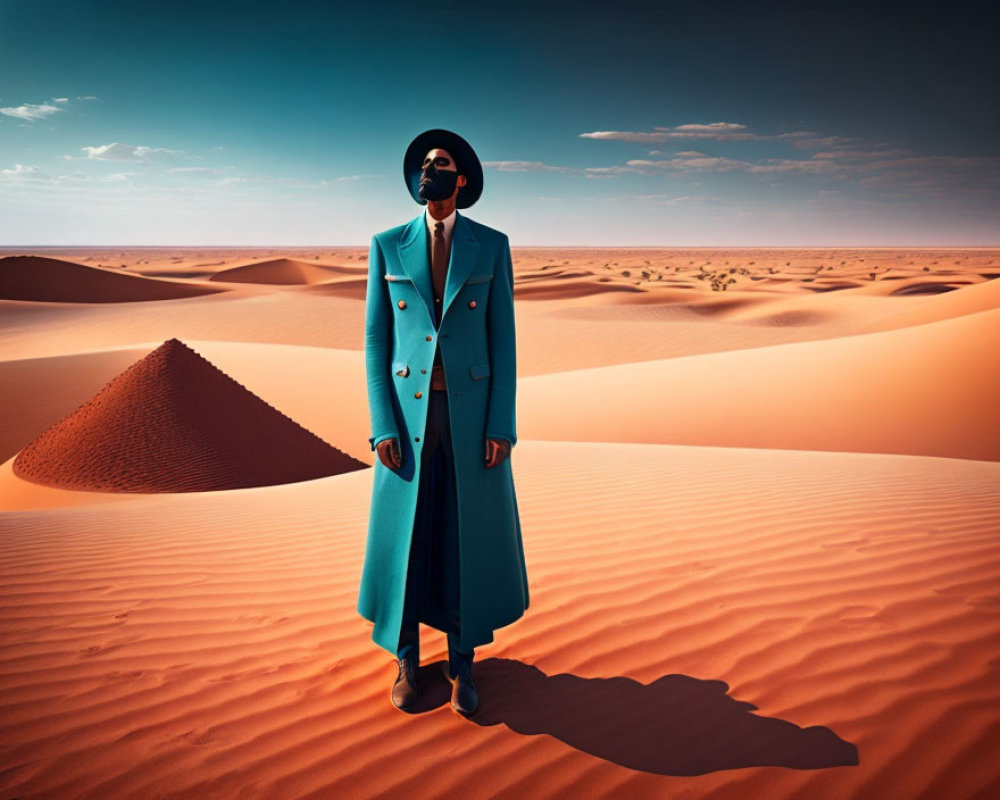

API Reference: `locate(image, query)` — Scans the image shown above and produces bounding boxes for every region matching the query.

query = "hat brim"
[403,128,483,209]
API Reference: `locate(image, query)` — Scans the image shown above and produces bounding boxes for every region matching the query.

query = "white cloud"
[72,142,187,162]
[580,124,836,145]
[672,122,748,134]
[580,123,771,143]
[167,166,223,175]
[0,102,64,122]
[811,149,913,160]
[583,164,646,177]
[627,193,703,204]
[484,160,649,177]
[788,135,863,150]
[579,130,677,143]
[854,155,1000,171]
[483,160,575,172]
[475,122,1000,199]
[624,154,843,175]
[0,95,99,123]
[626,156,749,172]
[746,159,842,174]
[1,163,48,180]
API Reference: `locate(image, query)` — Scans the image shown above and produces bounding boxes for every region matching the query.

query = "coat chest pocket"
[384,273,416,308]
[384,273,415,292]
[461,273,492,310]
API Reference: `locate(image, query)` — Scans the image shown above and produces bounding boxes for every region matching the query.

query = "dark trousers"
[396,385,474,678]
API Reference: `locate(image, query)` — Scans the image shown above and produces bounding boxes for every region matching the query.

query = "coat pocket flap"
[469,362,491,380]
[465,273,493,284]
[384,273,414,282]
[392,361,410,377]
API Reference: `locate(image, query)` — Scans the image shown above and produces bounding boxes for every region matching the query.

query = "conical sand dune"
[0,255,223,303]
[12,338,366,492]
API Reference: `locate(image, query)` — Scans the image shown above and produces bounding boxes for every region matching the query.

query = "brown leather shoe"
[441,661,478,716]
[391,656,419,710]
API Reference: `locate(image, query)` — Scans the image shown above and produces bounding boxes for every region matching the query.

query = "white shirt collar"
[424,206,457,244]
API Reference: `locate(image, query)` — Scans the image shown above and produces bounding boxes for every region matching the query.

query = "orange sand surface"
[1,246,999,799]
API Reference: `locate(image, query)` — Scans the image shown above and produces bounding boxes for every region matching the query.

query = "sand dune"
[515,275,645,300]
[518,306,1000,462]
[859,270,1000,332]
[209,258,365,285]
[512,265,647,300]
[1,441,998,798]
[0,255,224,303]
[0,287,863,373]
[12,339,366,493]
[294,275,370,300]
[0,292,360,362]
[1,247,998,799]
[0,341,371,481]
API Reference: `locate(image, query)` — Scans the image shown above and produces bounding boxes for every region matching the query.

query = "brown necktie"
[431,221,448,300]
[431,221,448,373]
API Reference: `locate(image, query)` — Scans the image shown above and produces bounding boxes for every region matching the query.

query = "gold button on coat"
[415,391,422,398]
[469,300,477,308]
[426,335,432,341]
[397,299,406,309]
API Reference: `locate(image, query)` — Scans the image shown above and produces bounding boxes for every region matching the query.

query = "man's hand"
[485,437,511,468]
[376,437,403,470]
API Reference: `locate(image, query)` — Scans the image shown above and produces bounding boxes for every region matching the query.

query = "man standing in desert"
[357,129,529,716]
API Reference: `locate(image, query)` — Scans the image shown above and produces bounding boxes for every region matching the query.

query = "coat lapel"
[396,214,433,320]
[396,210,482,324]
[443,211,481,321]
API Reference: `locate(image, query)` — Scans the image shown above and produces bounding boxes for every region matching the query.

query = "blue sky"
[1,0,998,245]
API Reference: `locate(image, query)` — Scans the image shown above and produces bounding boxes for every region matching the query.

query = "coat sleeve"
[365,235,400,451]
[485,233,518,447]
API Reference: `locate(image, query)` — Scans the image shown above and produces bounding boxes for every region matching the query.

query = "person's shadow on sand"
[414,658,858,775]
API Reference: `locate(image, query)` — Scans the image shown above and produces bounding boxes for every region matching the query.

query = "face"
[418,147,467,203]
[422,148,458,173]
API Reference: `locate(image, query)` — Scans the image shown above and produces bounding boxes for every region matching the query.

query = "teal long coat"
[357,210,529,654]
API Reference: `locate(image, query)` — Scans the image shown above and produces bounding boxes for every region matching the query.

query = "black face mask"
[418,164,459,202]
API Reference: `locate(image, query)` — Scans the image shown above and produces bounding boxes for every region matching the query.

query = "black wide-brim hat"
[403,128,483,209]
